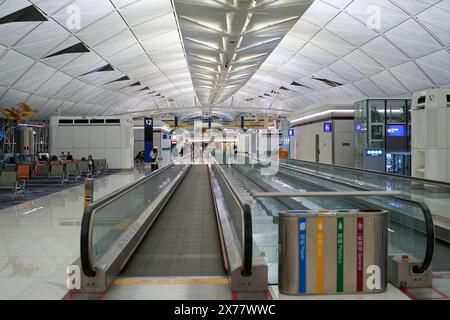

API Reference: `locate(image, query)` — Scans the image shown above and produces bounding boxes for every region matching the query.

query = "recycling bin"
[279,209,388,295]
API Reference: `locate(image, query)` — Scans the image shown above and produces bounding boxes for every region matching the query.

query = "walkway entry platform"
[67,163,267,300]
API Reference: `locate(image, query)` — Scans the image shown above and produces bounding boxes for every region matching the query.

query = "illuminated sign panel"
[386,125,406,137]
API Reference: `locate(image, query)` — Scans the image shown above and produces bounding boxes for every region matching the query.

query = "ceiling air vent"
[80,64,114,76]
[90,119,105,124]
[417,96,426,104]
[312,77,343,87]
[0,5,47,24]
[106,119,121,124]
[105,76,130,85]
[290,81,311,89]
[45,42,90,59]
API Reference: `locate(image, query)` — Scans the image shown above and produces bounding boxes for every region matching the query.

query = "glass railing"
[281,158,450,237]
[81,163,187,276]
[213,153,435,283]
[211,164,253,276]
[258,193,432,272]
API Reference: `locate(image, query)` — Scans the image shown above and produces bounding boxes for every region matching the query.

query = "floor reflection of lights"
[0,169,145,300]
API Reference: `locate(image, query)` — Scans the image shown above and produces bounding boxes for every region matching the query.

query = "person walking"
[87,155,95,176]
[150,147,159,172]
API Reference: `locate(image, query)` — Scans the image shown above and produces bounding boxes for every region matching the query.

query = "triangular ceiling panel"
[1,0,450,119]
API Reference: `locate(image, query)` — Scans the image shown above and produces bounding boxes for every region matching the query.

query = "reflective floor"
[0,169,146,300]
[270,284,410,300]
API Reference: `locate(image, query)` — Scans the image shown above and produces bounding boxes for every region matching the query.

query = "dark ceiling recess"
[290,81,311,89]
[259,95,265,99]
[279,86,289,91]
[105,76,130,85]
[264,93,271,97]
[80,64,114,76]
[139,86,150,91]
[0,5,47,24]
[312,77,343,87]
[44,42,90,59]
[128,82,142,87]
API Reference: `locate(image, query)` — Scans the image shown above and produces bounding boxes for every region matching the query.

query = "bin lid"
[279,209,387,218]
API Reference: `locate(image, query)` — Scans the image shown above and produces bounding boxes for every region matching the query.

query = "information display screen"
[386,124,408,152]
[386,125,406,137]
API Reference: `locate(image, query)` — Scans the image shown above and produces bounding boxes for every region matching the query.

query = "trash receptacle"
[279,209,388,296]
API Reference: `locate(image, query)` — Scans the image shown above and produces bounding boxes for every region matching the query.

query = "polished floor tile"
[0,169,146,300]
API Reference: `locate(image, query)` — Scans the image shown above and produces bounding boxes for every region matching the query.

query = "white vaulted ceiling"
[0,0,193,119]
[1,0,450,120]
[173,0,313,107]
[236,0,450,112]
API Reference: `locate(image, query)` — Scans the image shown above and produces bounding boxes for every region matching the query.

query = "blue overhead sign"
[324,122,332,133]
[288,129,295,137]
[144,117,154,163]
[355,122,362,132]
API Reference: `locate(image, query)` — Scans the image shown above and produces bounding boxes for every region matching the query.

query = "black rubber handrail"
[242,203,253,277]
[279,162,435,274]
[284,158,450,188]
[80,163,179,277]
[212,164,253,277]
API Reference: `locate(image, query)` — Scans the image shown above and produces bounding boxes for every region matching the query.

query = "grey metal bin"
[279,209,388,296]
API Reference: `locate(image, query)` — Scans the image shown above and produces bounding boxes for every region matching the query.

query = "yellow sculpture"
[0,103,38,121]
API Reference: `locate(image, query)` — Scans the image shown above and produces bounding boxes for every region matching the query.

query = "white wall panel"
[74,126,89,148]
[88,126,106,149]
[58,126,74,149]
[49,116,133,169]
[104,149,121,169]
[105,126,121,148]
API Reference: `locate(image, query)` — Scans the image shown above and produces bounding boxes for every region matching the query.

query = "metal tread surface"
[121,165,225,277]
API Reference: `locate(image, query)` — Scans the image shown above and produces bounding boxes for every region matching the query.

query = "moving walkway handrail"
[212,164,253,276]
[80,162,178,277]
[275,162,435,274]
[283,158,450,188]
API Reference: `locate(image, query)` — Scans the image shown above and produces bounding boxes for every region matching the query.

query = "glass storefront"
[354,99,412,176]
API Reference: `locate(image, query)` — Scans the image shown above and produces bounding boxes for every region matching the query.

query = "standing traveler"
[150,147,159,172]
[87,155,95,175]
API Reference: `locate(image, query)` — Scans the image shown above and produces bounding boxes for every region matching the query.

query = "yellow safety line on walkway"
[113,277,230,286]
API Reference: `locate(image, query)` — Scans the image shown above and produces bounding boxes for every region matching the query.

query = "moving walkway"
[214,153,442,288]
[72,163,267,298]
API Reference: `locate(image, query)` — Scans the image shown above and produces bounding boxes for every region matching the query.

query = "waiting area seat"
[65,162,81,181]
[0,171,25,200]
[17,164,31,180]
[32,164,50,179]
[0,163,17,172]
[77,161,90,176]
[0,159,109,187]
[49,164,68,184]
